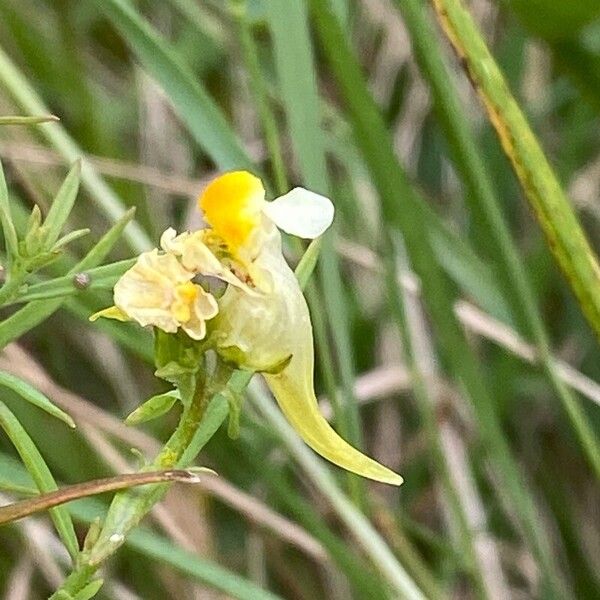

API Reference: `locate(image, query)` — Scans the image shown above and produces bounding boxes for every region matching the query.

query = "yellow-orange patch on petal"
[199,171,265,253]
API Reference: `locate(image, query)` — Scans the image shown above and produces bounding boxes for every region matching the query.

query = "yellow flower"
[91,249,218,341]
[198,170,334,268]
[202,172,402,485]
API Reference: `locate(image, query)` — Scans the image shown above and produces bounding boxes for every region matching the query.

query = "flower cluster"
[93,171,402,485]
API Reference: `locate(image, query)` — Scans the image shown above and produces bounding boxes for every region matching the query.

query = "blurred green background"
[0,0,599,598]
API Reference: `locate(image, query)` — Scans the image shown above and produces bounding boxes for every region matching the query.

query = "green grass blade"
[99,0,252,172]
[431,0,600,342]
[308,0,566,594]
[397,0,600,483]
[0,400,79,559]
[0,46,150,253]
[0,371,75,428]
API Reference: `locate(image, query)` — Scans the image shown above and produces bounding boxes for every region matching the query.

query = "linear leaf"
[0,400,79,559]
[431,0,600,342]
[125,391,179,426]
[43,160,82,247]
[0,371,75,428]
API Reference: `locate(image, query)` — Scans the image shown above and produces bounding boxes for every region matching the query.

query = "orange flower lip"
[199,171,265,253]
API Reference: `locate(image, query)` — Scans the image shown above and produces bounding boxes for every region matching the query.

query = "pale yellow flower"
[201,171,402,486]
[92,170,402,485]
[91,249,218,341]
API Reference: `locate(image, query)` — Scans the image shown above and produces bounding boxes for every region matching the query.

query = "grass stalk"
[430,0,600,342]
[395,0,600,484]
[308,0,566,594]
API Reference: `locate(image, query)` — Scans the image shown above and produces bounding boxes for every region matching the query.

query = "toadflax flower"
[93,171,402,485]
[91,248,218,341]
[200,172,402,486]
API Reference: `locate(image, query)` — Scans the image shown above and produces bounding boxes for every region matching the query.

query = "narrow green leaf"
[0,400,79,559]
[52,228,90,252]
[0,158,19,260]
[43,160,82,247]
[0,114,59,125]
[431,0,600,342]
[125,391,179,426]
[0,208,136,349]
[99,0,252,171]
[12,259,135,304]
[0,371,75,428]
[72,580,103,600]
[294,237,322,289]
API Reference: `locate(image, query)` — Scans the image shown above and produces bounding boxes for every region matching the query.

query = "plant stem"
[50,370,215,598]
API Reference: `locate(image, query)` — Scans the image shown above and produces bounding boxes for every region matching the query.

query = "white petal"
[262,188,334,239]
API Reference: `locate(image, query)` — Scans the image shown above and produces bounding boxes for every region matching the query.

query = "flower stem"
[50,370,215,598]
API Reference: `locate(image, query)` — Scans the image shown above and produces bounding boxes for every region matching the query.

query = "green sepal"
[82,517,102,554]
[125,390,180,426]
[154,329,206,405]
[154,329,205,374]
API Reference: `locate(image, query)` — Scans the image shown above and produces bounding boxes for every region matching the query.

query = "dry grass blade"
[337,239,600,408]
